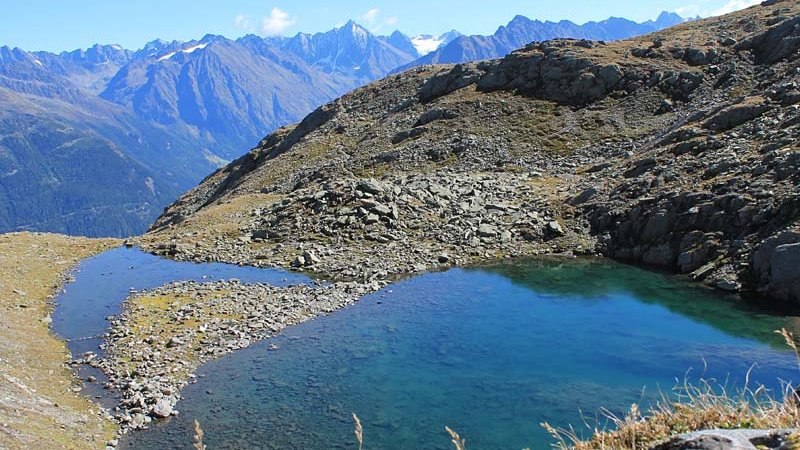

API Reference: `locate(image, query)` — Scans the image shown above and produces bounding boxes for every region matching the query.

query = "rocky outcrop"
[752,230,800,302]
[419,39,705,106]
[650,429,798,450]
[736,15,800,65]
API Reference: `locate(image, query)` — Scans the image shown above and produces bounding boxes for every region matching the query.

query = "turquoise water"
[105,257,799,450]
[51,247,308,404]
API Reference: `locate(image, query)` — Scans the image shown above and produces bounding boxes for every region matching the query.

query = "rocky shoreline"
[86,279,382,436]
[142,170,593,281]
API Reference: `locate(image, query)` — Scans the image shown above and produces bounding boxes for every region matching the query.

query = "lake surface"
[52,250,799,449]
[51,247,309,404]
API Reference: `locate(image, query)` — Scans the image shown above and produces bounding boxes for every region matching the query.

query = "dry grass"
[353,413,363,450]
[446,425,467,450]
[0,232,120,450]
[544,328,800,450]
[193,419,206,450]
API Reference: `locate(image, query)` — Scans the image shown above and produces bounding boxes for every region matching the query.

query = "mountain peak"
[653,11,685,27]
[508,15,532,26]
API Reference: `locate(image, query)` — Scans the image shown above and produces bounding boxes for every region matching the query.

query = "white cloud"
[674,5,701,17]
[261,7,294,36]
[710,0,761,16]
[234,14,254,31]
[358,7,399,33]
[361,8,380,24]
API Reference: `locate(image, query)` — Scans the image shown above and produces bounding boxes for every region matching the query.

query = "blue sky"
[0,0,761,53]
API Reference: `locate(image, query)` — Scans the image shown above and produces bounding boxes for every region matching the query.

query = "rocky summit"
[144,0,800,309]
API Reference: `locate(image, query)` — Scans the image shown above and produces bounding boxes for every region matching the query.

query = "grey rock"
[769,243,800,300]
[477,224,498,238]
[547,221,565,236]
[569,187,598,205]
[649,429,797,450]
[357,180,384,195]
[302,251,321,266]
[704,98,769,131]
[151,398,173,418]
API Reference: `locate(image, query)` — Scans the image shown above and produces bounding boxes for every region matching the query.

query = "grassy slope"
[0,232,119,449]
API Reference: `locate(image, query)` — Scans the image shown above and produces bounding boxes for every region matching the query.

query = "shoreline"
[90,278,385,436]
[0,232,120,450]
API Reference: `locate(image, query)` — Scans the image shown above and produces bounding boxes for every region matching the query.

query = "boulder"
[752,231,800,303]
[547,221,565,237]
[649,429,797,450]
[769,243,800,300]
[477,224,498,238]
[151,398,173,418]
[704,97,769,131]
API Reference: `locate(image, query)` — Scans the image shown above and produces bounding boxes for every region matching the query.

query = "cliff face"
[145,0,800,306]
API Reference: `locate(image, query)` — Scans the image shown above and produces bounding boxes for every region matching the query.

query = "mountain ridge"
[1,11,688,237]
[142,0,800,307]
[394,10,689,71]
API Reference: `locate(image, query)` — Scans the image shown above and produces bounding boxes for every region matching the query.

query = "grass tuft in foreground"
[543,328,800,450]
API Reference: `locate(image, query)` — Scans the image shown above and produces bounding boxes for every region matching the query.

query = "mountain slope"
[395,11,687,70]
[0,12,691,237]
[144,0,800,306]
[0,24,418,236]
[101,35,353,160]
[0,90,174,235]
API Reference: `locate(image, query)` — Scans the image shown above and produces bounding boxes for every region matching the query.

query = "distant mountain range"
[394,11,688,71]
[0,12,686,237]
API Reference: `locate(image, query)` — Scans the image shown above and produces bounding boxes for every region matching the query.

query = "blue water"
[87,256,798,450]
[52,247,308,365]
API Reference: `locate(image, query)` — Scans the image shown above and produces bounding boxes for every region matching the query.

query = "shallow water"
[97,257,799,450]
[51,247,308,403]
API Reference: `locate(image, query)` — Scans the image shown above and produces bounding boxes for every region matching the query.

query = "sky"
[0,0,762,53]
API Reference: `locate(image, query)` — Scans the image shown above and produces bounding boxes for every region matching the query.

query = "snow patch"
[182,43,208,54]
[411,35,444,56]
[33,59,43,67]
[157,43,208,61]
[157,52,177,61]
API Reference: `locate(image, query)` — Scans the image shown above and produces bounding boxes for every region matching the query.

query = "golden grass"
[544,328,800,450]
[353,413,363,450]
[193,419,206,450]
[0,232,120,450]
[445,426,467,450]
